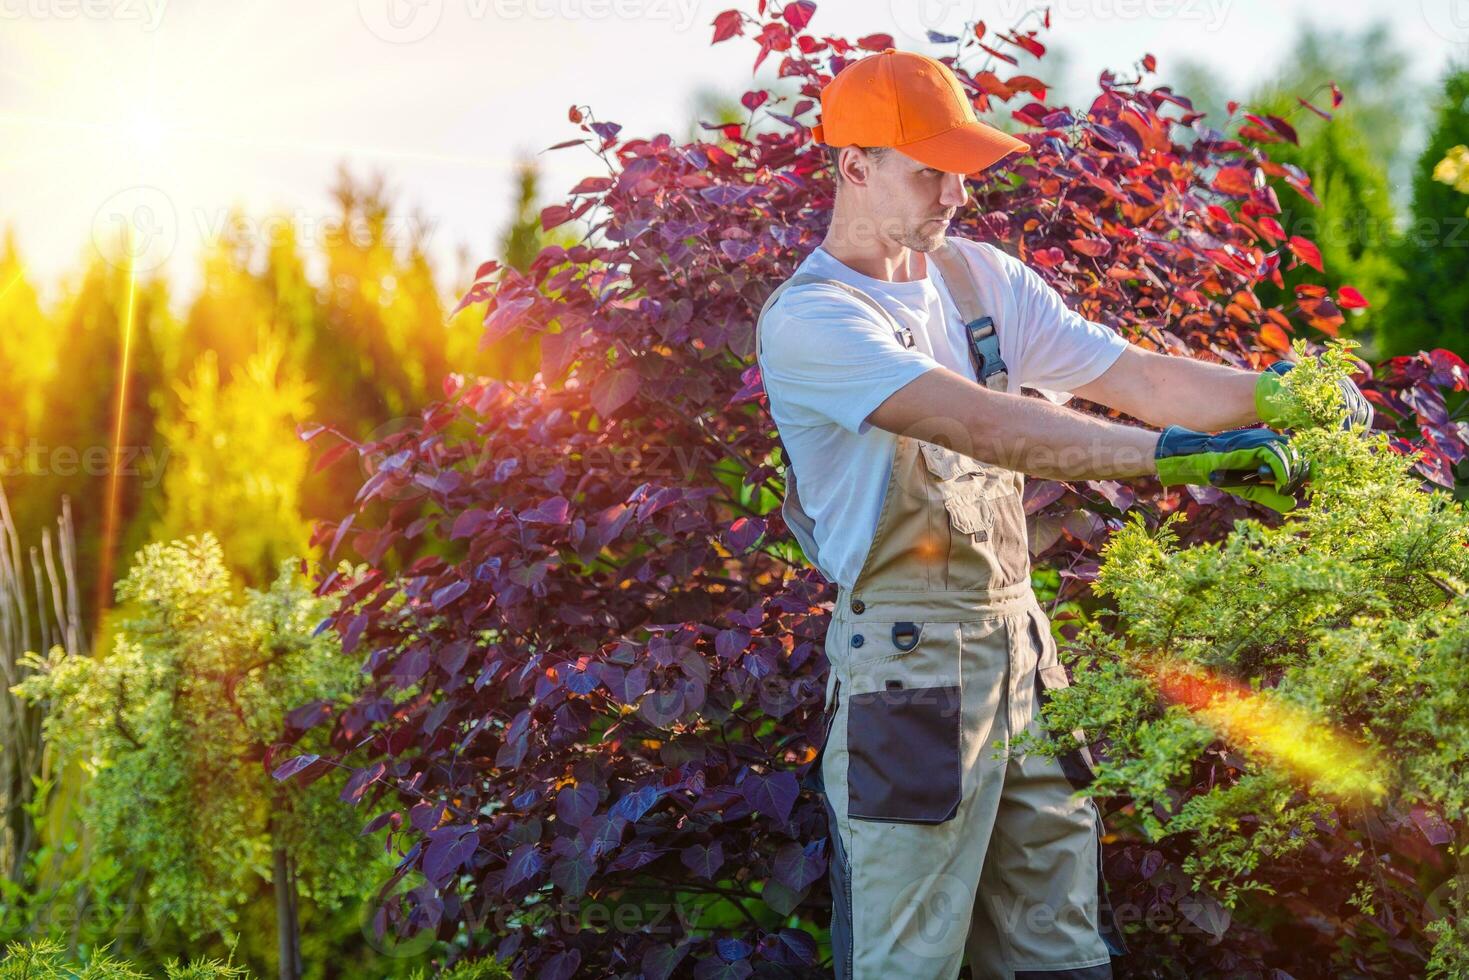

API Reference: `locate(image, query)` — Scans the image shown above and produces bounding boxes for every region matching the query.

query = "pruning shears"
[1208,441,1309,496]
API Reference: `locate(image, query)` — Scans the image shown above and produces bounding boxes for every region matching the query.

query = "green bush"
[1022,341,1469,971]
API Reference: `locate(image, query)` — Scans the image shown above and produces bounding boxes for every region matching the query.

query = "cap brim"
[897,122,1029,177]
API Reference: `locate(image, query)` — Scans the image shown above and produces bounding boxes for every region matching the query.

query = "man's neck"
[819,217,927,283]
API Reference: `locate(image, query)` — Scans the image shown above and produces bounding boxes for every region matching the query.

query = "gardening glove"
[1254,359,1374,433]
[1154,424,1307,513]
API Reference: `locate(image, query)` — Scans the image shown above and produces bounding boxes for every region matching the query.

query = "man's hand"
[1255,359,1374,432]
[1154,425,1307,513]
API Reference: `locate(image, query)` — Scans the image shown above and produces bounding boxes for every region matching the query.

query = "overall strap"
[757,272,916,350]
[929,239,1009,392]
[753,271,922,572]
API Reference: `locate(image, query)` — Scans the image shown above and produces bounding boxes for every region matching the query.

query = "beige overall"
[757,241,1125,979]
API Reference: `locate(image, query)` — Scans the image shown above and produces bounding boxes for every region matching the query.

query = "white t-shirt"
[758,236,1129,589]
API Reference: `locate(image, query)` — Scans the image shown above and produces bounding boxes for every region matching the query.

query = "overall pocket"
[918,441,1008,540]
[843,620,963,824]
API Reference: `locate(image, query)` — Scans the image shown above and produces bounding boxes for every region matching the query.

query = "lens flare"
[1136,656,1387,803]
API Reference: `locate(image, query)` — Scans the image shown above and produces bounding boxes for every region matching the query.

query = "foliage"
[1382,69,1469,358]
[281,3,1469,977]
[151,336,317,585]
[1022,340,1469,973]
[0,940,250,979]
[1246,95,1400,346]
[0,939,511,979]
[13,535,372,944]
[1435,144,1469,198]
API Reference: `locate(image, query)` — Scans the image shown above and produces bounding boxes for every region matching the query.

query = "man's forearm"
[1147,356,1260,431]
[1079,347,1260,431]
[966,388,1160,480]
[867,367,1160,481]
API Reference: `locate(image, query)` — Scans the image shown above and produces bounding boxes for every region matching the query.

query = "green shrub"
[1021,341,1469,971]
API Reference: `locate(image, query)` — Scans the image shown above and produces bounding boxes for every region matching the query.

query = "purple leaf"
[592,368,640,418]
[271,754,320,781]
[681,841,724,879]
[519,496,571,525]
[739,771,798,824]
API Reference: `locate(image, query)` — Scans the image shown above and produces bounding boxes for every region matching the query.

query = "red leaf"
[1004,31,1045,58]
[1297,96,1332,121]
[569,176,612,195]
[1288,236,1324,273]
[781,0,815,30]
[481,294,535,346]
[856,32,894,50]
[1330,81,1343,108]
[1069,237,1110,257]
[1141,54,1156,72]
[711,9,743,43]
[1337,285,1369,309]
[330,513,356,560]
[1211,166,1254,197]
[313,439,354,474]
[540,204,573,231]
[1032,247,1065,268]
[1004,74,1047,100]
[1259,322,1291,353]
[741,90,768,111]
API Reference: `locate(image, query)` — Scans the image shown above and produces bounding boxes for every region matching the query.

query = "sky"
[1,0,1462,311]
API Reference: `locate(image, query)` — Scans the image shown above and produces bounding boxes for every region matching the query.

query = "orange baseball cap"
[811,48,1029,177]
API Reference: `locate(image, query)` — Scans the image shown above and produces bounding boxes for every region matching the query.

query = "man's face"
[843,148,971,253]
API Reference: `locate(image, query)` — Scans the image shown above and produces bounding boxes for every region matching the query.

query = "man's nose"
[939,172,968,208]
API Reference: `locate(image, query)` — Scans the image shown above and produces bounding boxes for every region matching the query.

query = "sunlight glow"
[1137,657,1388,803]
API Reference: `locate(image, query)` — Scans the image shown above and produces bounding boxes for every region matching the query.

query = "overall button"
[850,598,865,614]
[850,634,865,649]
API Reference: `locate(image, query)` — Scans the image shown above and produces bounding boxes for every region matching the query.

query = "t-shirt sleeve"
[996,248,1129,405]
[759,284,941,435]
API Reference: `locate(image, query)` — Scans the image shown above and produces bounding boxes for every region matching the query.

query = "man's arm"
[865,366,1161,481]
[1070,345,1260,431]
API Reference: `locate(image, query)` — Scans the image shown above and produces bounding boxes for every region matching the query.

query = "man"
[755,49,1367,980]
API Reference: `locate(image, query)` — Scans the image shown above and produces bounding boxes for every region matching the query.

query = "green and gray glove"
[1255,358,1374,432]
[1154,424,1307,513]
